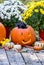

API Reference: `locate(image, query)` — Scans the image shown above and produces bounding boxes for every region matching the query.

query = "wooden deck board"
[0,49,9,65]
[6,50,25,65]
[36,52,44,65]
[0,48,44,65]
[22,53,42,65]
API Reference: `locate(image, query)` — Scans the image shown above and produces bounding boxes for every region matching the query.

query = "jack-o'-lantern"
[0,23,6,41]
[11,26,36,46]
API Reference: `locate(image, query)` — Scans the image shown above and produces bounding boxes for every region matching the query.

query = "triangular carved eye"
[28,32,29,35]
[23,40,26,42]
[28,32,31,37]
[28,32,30,35]
[21,32,23,35]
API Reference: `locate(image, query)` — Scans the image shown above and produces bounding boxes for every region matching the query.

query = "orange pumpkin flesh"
[33,46,42,51]
[11,26,36,46]
[0,23,6,41]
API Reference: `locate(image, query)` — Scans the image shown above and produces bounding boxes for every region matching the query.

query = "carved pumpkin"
[33,41,44,51]
[33,46,42,51]
[11,26,36,46]
[0,23,6,41]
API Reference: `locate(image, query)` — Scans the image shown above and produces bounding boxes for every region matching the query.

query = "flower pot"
[39,30,44,40]
[0,18,10,38]
[0,18,2,22]
[5,27,10,38]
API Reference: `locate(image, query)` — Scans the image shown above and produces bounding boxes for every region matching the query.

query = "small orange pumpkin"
[33,46,42,51]
[0,23,6,41]
[11,26,36,46]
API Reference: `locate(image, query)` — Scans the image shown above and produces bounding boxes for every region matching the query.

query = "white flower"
[4,6,11,11]
[2,10,6,15]
[19,16,22,21]
[0,0,27,20]
[4,1,11,5]
[9,0,16,4]
[1,13,4,19]
[4,16,8,19]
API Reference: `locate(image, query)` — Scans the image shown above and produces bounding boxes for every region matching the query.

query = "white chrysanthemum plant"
[0,0,27,27]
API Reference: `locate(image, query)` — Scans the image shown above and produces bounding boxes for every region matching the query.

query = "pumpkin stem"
[16,21,27,29]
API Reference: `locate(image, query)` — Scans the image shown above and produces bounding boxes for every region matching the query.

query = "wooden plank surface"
[22,53,42,65]
[36,52,44,65]
[6,50,25,65]
[0,49,9,65]
[0,48,44,65]
[21,47,34,53]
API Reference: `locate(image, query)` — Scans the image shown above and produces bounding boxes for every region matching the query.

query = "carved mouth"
[21,34,31,45]
[22,39,31,45]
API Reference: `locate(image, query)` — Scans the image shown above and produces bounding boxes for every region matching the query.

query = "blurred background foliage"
[20,0,44,4]
[0,0,44,4]
[0,0,44,3]
[0,0,4,3]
